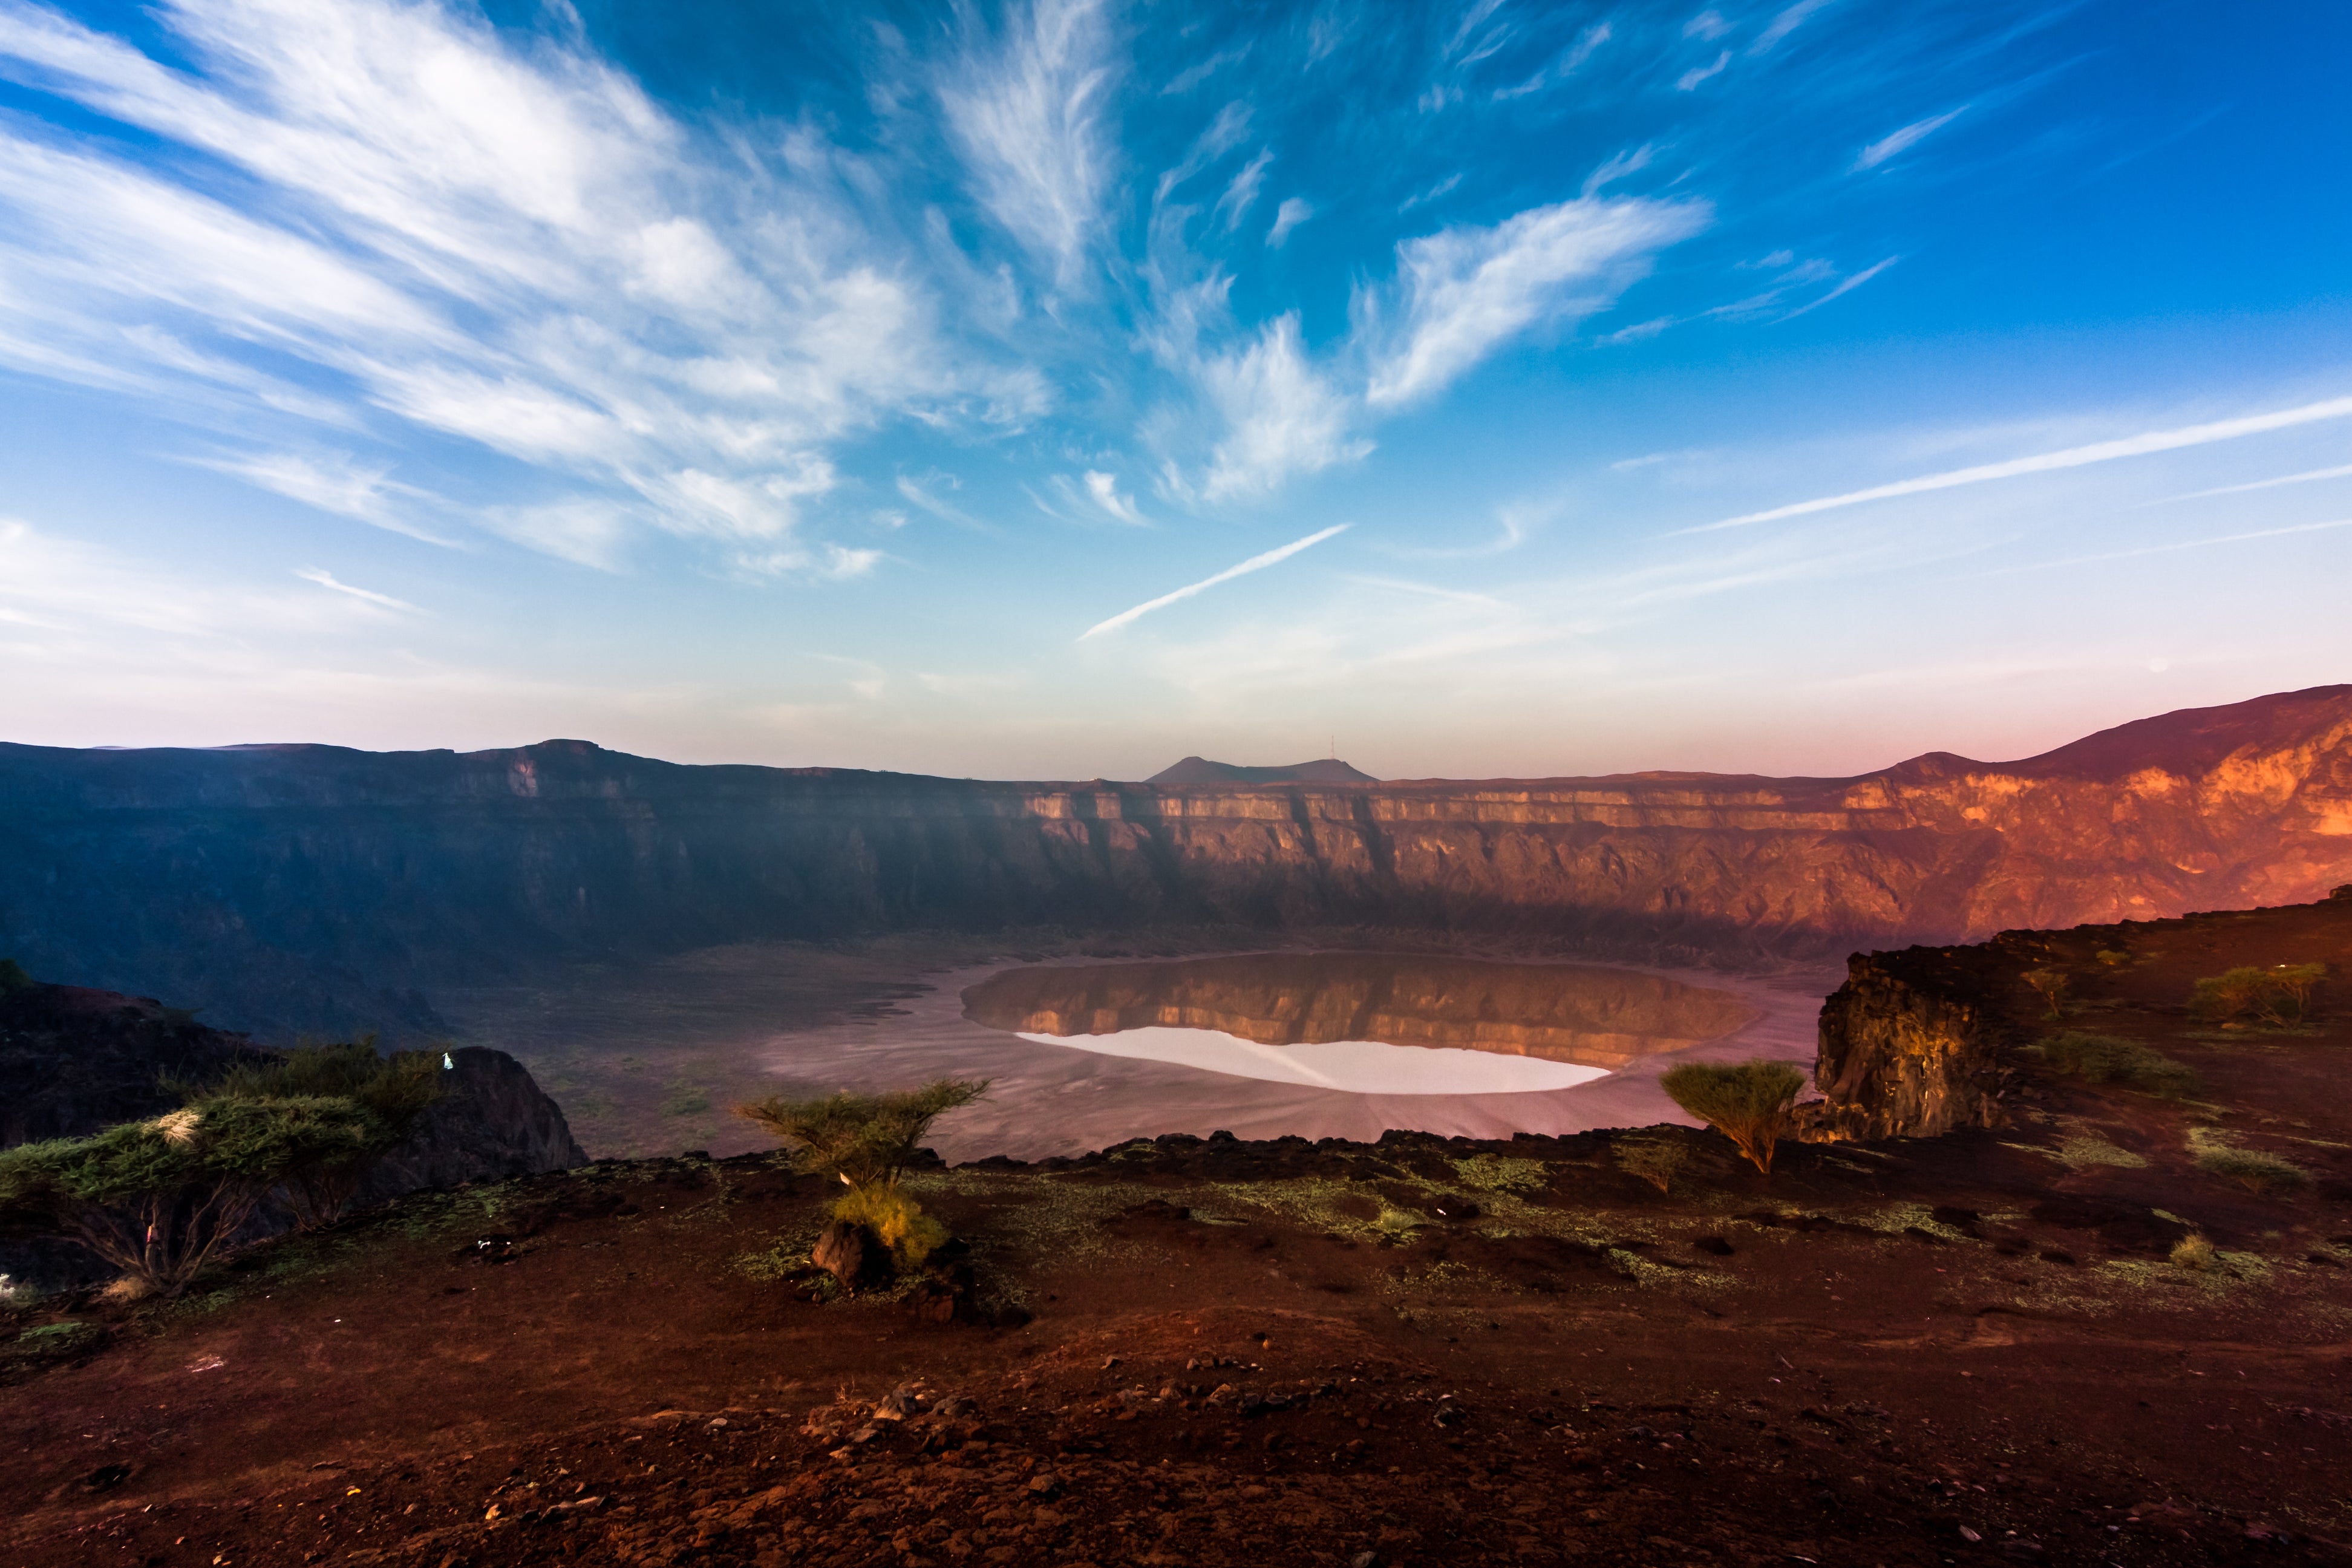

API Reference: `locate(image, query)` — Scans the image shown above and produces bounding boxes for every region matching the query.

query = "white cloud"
[0,517,402,636]
[188,451,454,545]
[1581,145,1655,198]
[1690,393,2352,533]
[1200,315,1371,500]
[896,474,989,531]
[293,566,423,613]
[1399,173,1463,213]
[1676,50,1730,90]
[939,0,1117,286]
[1267,197,1313,248]
[1855,107,1967,169]
[1497,21,1612,99]
[1215,148,1272,231]
[1776,255,1898,319]
[0,0,998,578]
[1083,470,1149,524]
[1362,195,1712,409]
[1750,0,1831,53]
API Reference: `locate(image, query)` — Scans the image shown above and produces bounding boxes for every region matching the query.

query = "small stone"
[1027,1472,1065,1499]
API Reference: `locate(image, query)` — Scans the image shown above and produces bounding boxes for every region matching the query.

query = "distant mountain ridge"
[4,685,2349,1037]
[1147,756,1379,785]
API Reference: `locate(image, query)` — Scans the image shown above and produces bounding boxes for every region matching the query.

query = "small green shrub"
[2171,1233,2218,1271]
[182,1040,445,1230]
[2031,1031,2200,1098]
[2194,1145,2307,1194]
[2190,964,2327,1028]
[0,958,32,996]
[1659,1060,1806,1175]
[0,1097,382,1296]
[1614,1138,1688,1195]
[831,1184,949,1268]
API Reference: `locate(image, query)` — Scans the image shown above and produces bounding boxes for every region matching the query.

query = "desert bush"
[1658,1060,1806,1175]
[2194,1145,2308,1194]
[2024,968,2071,1020]
[831,1183,950,1268]
[0,1097,381,1296]
[2190,964,2327,1028]
[1614,1138,1688,1195]
[2170,1233,2218,1271]
[736,1079,988,1188]
[178,1040,446,1230]
[0,958,31,996]
[2030,1031,2200,1099]
[734,1079,987,1272]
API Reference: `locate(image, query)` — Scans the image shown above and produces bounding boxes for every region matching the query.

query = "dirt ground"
[5,901,2352,1567]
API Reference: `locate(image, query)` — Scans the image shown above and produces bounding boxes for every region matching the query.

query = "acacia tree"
[2190,964,2328,1028]
[734,1079,988,1267]
[1659,1060,1808,1175]
[0,1097,383,1296]
[183,1041,446,1229]
[2024,968,2071,1021]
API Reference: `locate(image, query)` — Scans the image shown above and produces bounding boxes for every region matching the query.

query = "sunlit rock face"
[961,952,1758,1070]
[2,685,2348,1035]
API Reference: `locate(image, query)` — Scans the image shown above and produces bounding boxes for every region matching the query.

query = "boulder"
[812,1220,889,1292]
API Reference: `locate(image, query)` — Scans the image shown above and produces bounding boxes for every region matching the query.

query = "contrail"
[1079,524,1350,639]
[2150,462,2352,505]
[1682,393,2352,534]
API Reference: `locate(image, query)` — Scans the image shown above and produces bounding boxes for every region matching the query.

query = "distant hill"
[1146,756,1380,785]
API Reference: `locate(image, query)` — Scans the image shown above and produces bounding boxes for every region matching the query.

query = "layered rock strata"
[4,685,2348,1035]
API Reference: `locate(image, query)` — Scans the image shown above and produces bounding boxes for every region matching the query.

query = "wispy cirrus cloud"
[293,567,423,614]
[939,0,1119,288]
[1197,315,1370,500]
[187,451,454,546]
[0,0,1014,576]
[1363,195,1713,409]
[1855,107,1968,169]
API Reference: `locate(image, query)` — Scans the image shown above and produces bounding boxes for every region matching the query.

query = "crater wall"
[4,686,2348,1036]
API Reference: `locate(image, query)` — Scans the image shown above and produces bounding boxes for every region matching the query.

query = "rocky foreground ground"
[5,898,2352,1567]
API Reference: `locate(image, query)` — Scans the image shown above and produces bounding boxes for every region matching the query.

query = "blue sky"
[1,0,2347,779]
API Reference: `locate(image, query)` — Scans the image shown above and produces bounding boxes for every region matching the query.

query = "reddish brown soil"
[7,901,2352,1567]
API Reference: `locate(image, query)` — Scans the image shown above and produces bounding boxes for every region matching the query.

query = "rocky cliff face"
[1804,950,2011,1142]
[350,1047,587,1207]
[5,686,2348,1036]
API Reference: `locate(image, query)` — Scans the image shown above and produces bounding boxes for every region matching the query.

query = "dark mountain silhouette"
[1146,756,1380,785]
